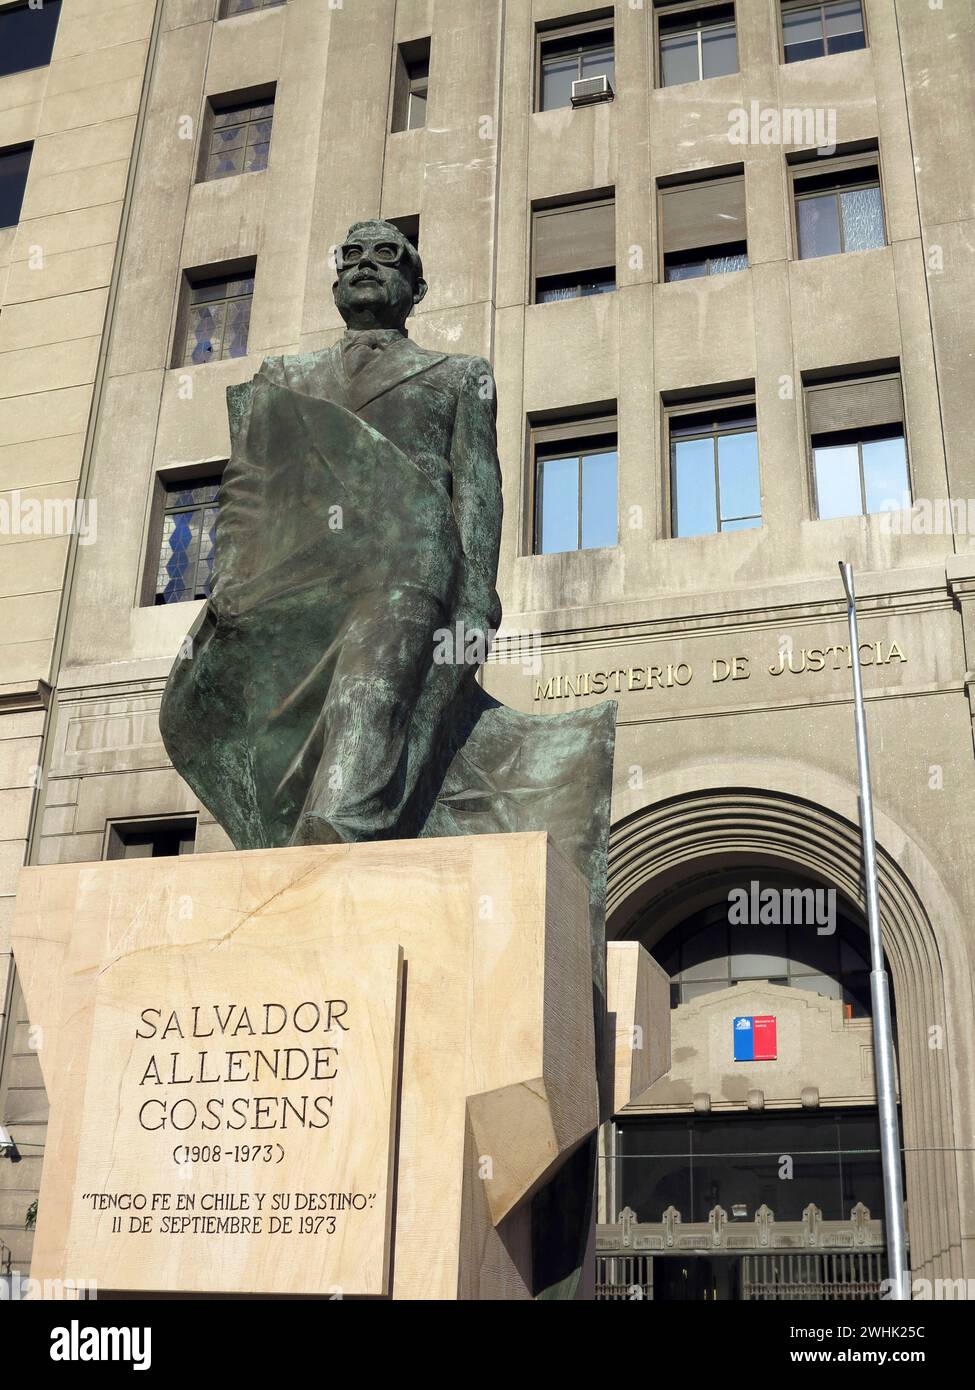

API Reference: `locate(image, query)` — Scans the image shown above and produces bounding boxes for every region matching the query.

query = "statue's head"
[333,219,427,331]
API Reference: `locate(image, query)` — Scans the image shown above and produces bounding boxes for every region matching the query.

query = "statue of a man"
[162,220,505,850]
[160,218,618,1299]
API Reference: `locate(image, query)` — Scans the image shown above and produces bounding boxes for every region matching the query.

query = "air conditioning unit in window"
[571,75,614,107]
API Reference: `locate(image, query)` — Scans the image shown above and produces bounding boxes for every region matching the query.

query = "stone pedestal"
[12,832,614,1299]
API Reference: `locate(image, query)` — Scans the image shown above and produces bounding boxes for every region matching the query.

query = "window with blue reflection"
[536,435,618,554]
[0,0,61,78]
[813,431,909,519]
[795,169,885,259]
[659,7,738,88]
[783,0,866,65]
[671,407,761,537]
[155,480,221,605]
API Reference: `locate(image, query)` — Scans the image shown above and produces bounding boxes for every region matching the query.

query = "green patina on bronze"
[159,220,616,1299]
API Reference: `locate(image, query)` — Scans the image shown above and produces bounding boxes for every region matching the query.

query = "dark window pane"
[660,32,700,87]
[538,455,579,553]
[581,450,618,549]
[701,23,738,78]
[680,919,728,979]
[0,0,61,78]
[407,91,427,129]
[862,435,909,514]
[797,192,842,258]
[814,442,863,518]
[674,437,718,536]
[826,0,866,54]
[581,47,615,86]
[665,256,708,282]
[839,184,885,251]
[783,6,826,63]
[540,56,577,111]
[0,145,31,228]
[717,430,761,523]
[729,924,789,978]
[536,268,615,302]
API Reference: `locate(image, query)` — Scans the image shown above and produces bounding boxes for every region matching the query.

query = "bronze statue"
[159,219,616,1297]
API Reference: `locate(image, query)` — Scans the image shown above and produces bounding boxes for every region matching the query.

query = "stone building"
[1,0,973,1299]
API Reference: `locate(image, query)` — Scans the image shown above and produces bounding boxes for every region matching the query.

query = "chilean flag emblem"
[733,1015,777,1061]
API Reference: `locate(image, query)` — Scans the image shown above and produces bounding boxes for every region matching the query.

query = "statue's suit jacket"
[218,334,502,638]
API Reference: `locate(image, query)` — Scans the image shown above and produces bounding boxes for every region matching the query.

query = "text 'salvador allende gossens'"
[134,1001,350,1133]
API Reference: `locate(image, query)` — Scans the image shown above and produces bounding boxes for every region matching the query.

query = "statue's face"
[333,228,427,330]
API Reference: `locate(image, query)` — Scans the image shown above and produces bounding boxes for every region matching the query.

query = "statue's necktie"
[343,332,385,378]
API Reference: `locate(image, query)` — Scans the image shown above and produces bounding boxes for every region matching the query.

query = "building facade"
[1,0,973,1298]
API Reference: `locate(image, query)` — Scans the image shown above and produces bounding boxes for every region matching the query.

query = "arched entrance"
[599,780,970,1297]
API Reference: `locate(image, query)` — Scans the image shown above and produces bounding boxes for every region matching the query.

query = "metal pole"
[839,561,910,1299]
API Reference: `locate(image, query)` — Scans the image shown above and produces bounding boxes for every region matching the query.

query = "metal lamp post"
[839,561,910,1300]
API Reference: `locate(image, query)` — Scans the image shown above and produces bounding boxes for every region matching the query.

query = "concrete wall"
[0,0,158,1277]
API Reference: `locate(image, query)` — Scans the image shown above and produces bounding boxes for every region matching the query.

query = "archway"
[604,776,971,1290]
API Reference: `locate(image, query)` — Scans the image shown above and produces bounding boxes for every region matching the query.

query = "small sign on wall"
[733,1014,777,1061]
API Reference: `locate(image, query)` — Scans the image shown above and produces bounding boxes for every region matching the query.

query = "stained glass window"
[155,479,221,605]
[178,271,255,367]
[201,97,274,182]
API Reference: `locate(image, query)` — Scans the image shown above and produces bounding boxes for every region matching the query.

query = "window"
[668,397,761,536]
[391,38,430,131]
[536,17,614,112]
[198,91,274,182]
[651,888,873,1017]
[658,4,738,88]
[387,213,420,250]
[0,0,61,77]
[793,156,885,259]
[220,0,286,17]
[152,477,221,605]
[618,1111,885,1225]
[659,169,747,281]
[0,143,31,228]
[806,370,910,520]
[106,819,196,859]
[782,0,866,63]
[175,266,255,367]
[532,195,615,303]
[532,414,618,555]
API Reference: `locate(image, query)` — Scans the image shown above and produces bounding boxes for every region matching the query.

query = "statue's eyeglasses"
[339,241,407,269]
